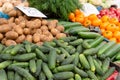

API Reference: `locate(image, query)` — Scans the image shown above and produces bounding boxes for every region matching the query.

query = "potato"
[33,33,40,43]
[0,24,12,33]
[19,16,26,22]
[23,1,29,7]
[0,18,8,25]
[56,25,64,32]
[1,38,7,44]
[51,28,60,36]
[0,2,3,7]
[19,22,26,28]
[15,18,20,25]
[41,19,48,26]
[14,25,23,35]
[8,17,14,23]
[36,42,43,46]
[40,34,47,41]
[36,29,42,34]
[0,33,3,40]
[5,31,18,39]
[48,20,58,29]
[5,39,17,46]
[16,35,25,43]
[56,33,66,39]
[42,30,51,36]
[7,9,17,17]
[25,35,32,42]
[34,19,41,28]
[16,9,23,16]
[40,25,48,31]
[2,2,14,13]
[46,35,54,41]
[23,28,31,35]
[30,29,37,35]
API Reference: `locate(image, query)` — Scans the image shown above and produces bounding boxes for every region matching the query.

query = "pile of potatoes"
[0,0,29,16]
[0,10,66,46]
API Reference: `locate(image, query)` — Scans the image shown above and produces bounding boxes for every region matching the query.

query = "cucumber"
[87,70,98,80]
[79,54,90,70]
[54,64,74,72]
[98,41,116,56]
[25,43,31,53]
[1,45,14,54]
[53,39,66,48]
[53,72,74,80]
[37,45,50,53]
[10,44,23,55]
[48,49,57,70]
[82,39,94,49]
[42,62,53,79]
[14,53,36,61]
[63,22,81,29]
[69,27,90,35]
[76,44,83,53]
[83,48,97,56]
[56,54,66,63]
[101,43,120,58]
[0,60,12,69]
[43,42,54,49]
[78,32,100,39]
[116,51,120,59]
[93,59,104,75]
[35,48,48,62]
[89,36,104,48]
[60,36,77,42]
[69,39,83,46]
[39,72,46,80]
[102,67,115,80]
[0,44,4,53]
[7,71,14,80]
[29,59,37,73]
[61,55,75,65]
[65,46,76,54]
[87,56,95,72]
[10,62,29,67]
[102,57,110,73]
[74,66,88,78]
[35,59,42,77]
[73,52,79,66]
[0,54,13,60]
[59,47,70,57]
[0,69,7,80]
[8,65,35,80]
[15,72,22,80]
[75,74,81,80]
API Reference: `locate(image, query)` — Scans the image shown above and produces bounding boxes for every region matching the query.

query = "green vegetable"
[82,39,94,49]
[25,43,31,53]
[73,52,79,66]
[60,36,77,42]
[10,62,29,68]
[7,71,15,80]
[87,70,98,80]
[102,57,110,73]
[0,69,7,80]
[59,47,70,57]
[76,44,83,53]
[69,39,83,46]
[0,60,12,69]
[39,72,46,80]
[35,59,42,77]
[75,74,81,80]
[15,72,22,80]
[29,59,37,73]
[87,56,95,72]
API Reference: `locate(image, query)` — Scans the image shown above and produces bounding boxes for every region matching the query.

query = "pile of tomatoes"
[69,9,120,43]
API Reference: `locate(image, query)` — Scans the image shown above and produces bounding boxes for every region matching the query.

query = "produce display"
[0,29,117,80]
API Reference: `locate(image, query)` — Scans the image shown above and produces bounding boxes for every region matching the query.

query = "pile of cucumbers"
[0,30,119,80]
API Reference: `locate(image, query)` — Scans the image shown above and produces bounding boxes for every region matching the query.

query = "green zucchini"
[29,59,37,73]
[65,46,76,54]
[0,69,7,80]
[63,22,81,29]
[59,47,70,57]
[7,71,14,80]
[83,48,97,56]
[0,60,12,69]
[115,51,120,59]
[1,45,14,54]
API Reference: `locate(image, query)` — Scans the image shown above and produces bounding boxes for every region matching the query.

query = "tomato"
[83,19,91,27]
[88,14,98,21]
[101,15,110,22]
[106,23,117,32]
[75,9,82,16]
[100,28,106,34]
[109,37,117,42]
[75,17,84,23]
[69,12,75,20]
[100,22,109,29]
[92,18,102,27]
[103,31,113,39]
[109,18,119,25]
[113,31,120,39]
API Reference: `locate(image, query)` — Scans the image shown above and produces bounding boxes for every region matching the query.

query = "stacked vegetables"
[0,24,118,79]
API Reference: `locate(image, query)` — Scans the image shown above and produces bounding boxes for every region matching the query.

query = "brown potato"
[0,18,8,25]
[36,29,42,34]
[5,39,17,46]
[8,17,15,23]
[48,20,58,29]
[40,25,48,31]
[42,30,50,36]
[51,28,60,36]
[33,33,40,43]
[41,19,48,26]
[16,9,23,16]
[0,33,3,40]
[19,22,26,28]
[40,34,47,42]
[56,33,66,39]
[30,29,37,35]
[16,35,25,43]
[1,38,7,44]
[0,24,12,33]
[25,35,32,42]
[15,18,20,25]
[5,31,18,39]
[7,9,17,17]
[23,28,31,35]
[56,25,64,32]
[14,25,23,35]
[34,19,41,28]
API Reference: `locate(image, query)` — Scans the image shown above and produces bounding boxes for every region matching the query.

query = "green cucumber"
[83,48,97,56]
[53,72,74,80]
[63,22,81,29]
[98,41,116,56]
[37,45,50,53]
[79,54,90,70]
[116,51,120,59]
[25,43,31,53]
[102,67,115,80]
[73,52,79,66]
[59,47,70,57]
[42,62,53,79]
[61,55,75,65]
[35,59,42,77]
[78,32,100,39]
[0,69,7,80]
[0,60,12,69]
[29,59,37,73]
[7,71,14,80]
[87,56,95,72]
[1,45,14,54]
[0,54,13,60]
[0,44,4,53]
[60,36,77,42]
[15,72,22,80]
[75,74,81,80]
[56,54,66,63]
[14,53,36,61]
[82,39,94,49]
[35,48,47,62]
[76,44,83,53]
[8,65,35,80]
[87,70,98,80]
[39,72,46,80]
[10,62,29,67]
[48,49,57,70]
[69,39,83,46]
[74,66,88,78]
[102,57,110,73]
[43,42,54,49]
[65,46,76,54]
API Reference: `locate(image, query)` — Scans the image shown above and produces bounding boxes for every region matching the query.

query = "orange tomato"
[71,17,76,22]
[83,19,91,27]
[103,31,113,39]
[100,22,109,29]
[106,23,116,32]
[75,9,82,16]
[75,17,84,23]
[109,18,119,25]
[88,14,98,21]
[101,15,110,22]
[69,12,75,20]
[109,37,117,42]
[113,31,120,39]
[117,22,120,27]
[92,18,102,27]
[100,28,105,34]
